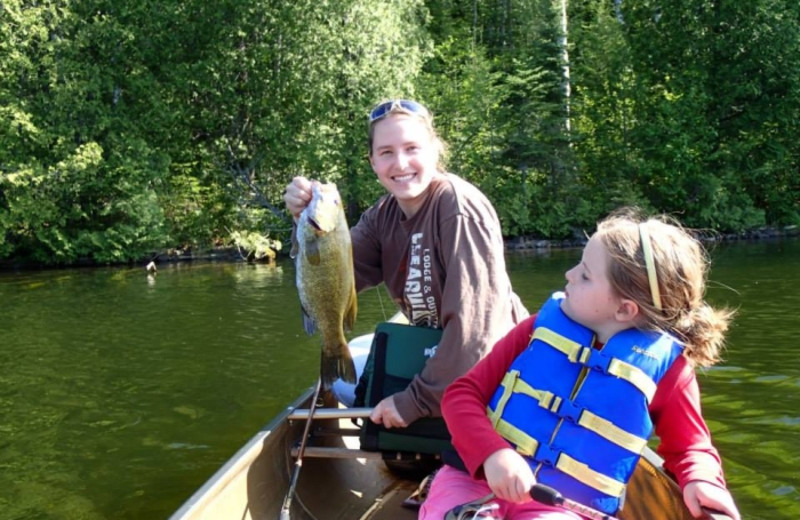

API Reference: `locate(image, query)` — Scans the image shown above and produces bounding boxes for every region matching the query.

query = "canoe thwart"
[288,406,373,420]
[290,445,443,462]
[290,446,384,459]
[308,426,361,438]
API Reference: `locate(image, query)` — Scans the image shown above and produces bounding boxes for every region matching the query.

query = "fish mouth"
[308,218,323,231]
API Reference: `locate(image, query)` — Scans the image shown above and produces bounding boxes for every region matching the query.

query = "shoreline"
[135,223,800,263]
[1,225,797,271]
[504,224,799,252]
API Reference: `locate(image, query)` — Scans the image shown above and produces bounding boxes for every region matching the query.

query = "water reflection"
[0,239,798,519]
[700,240,800,518]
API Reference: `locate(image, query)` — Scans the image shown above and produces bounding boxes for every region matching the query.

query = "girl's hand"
[483,448,535,504]
[683,481,741,520]
[283,176,317,218]
[369,396,408,428]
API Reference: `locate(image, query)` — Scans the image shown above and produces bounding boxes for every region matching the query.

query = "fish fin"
[301,306,317,335]
[290,222,299,259]
[320,344,357,389]
[304,237,321,265]
[338,353,358,384]
[343,285,357,332]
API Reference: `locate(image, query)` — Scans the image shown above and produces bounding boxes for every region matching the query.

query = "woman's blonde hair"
[596,208,734,367]
[367,99,448,171]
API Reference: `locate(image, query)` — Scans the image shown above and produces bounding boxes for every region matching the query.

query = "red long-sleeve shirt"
[442,314,727,491]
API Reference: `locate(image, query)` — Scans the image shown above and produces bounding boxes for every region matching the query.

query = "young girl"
[420,209,741,520]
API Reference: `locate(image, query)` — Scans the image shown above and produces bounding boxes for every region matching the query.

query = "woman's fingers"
[284,176,314,217]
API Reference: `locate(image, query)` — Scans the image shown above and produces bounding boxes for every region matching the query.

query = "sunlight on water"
[0,239,798,519]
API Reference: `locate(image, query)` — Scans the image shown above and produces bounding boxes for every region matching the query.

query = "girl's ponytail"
[673,302,734,367]
[598,209,734,367]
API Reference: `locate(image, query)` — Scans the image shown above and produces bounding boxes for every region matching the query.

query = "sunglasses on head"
[368,99,430,123]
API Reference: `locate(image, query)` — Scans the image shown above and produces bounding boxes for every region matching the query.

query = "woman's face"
[369,113,440,218]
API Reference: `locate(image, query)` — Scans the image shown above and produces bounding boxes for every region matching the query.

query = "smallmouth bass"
[291,183,358,389]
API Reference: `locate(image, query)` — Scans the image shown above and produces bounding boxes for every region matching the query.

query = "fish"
[290,183,358,389]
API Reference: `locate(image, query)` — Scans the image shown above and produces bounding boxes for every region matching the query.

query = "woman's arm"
[392,212,527,423]
[349,202,387,292]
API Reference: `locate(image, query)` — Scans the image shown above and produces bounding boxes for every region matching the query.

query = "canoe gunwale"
[168,388,313,520]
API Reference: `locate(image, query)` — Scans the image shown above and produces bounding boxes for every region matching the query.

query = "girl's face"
[369,114,440,218]
[562,234,624,343]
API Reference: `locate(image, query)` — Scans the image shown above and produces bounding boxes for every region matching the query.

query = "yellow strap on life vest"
[504,372,561,411]
[488,370,520,429]
[493,417,626,497]
[494,416,540,457]
[533,327,585,362]
[533,327,657,403]
[556,453,626,497]
[488,370,647,454]
[487,371,561,420]
[608,358,657,403]
[577,410,648,453]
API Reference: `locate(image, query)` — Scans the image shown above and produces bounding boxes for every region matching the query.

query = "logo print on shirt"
[405,232,438,327]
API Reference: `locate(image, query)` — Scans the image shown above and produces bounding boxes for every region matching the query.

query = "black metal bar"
[278,379,323,520]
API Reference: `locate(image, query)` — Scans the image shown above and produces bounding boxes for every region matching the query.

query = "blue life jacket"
[486,292,683,514]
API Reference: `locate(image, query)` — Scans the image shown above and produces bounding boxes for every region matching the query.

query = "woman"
[284,99,528,429]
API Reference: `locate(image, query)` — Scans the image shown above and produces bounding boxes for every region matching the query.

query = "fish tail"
[320,342,357,390]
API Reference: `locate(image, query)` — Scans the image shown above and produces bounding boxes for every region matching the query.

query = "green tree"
[2,0,798,268]
[598,0,800,229]
[1,1,168,264]
[155,0,432,238]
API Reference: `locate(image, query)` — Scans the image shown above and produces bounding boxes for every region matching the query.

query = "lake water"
[1,239,797,519]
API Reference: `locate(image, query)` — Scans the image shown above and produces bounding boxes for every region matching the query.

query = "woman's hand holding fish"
[369,396,408,429]
[284,176,317,218]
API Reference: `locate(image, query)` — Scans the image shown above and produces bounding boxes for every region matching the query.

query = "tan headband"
[639,223,662,311]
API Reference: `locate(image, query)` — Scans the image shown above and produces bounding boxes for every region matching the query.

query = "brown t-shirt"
[350,173,528,423]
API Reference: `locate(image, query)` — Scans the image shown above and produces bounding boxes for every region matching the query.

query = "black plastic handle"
[529,484,564,506]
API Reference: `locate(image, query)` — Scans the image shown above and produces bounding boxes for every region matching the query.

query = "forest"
[1,0,798,265]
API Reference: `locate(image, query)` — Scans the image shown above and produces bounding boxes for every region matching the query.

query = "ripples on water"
[0,239,797,519]
[699,241,800,519]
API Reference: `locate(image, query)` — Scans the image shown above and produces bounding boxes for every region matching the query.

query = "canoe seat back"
[355,322,452,455]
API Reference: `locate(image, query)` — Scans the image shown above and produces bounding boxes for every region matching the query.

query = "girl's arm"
[441,315,537,479]
[650,356,725,487]
[651,356,740,519]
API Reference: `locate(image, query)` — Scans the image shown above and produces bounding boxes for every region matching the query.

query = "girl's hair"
[367,99,448,171]
[596,208,734,367]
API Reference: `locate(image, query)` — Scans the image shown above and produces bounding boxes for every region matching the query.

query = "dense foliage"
[1,0,797,265]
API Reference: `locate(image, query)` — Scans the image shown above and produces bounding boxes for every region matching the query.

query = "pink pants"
[418,465,583,520]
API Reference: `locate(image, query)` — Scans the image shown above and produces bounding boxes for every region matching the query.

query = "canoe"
[170,336,734,520]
